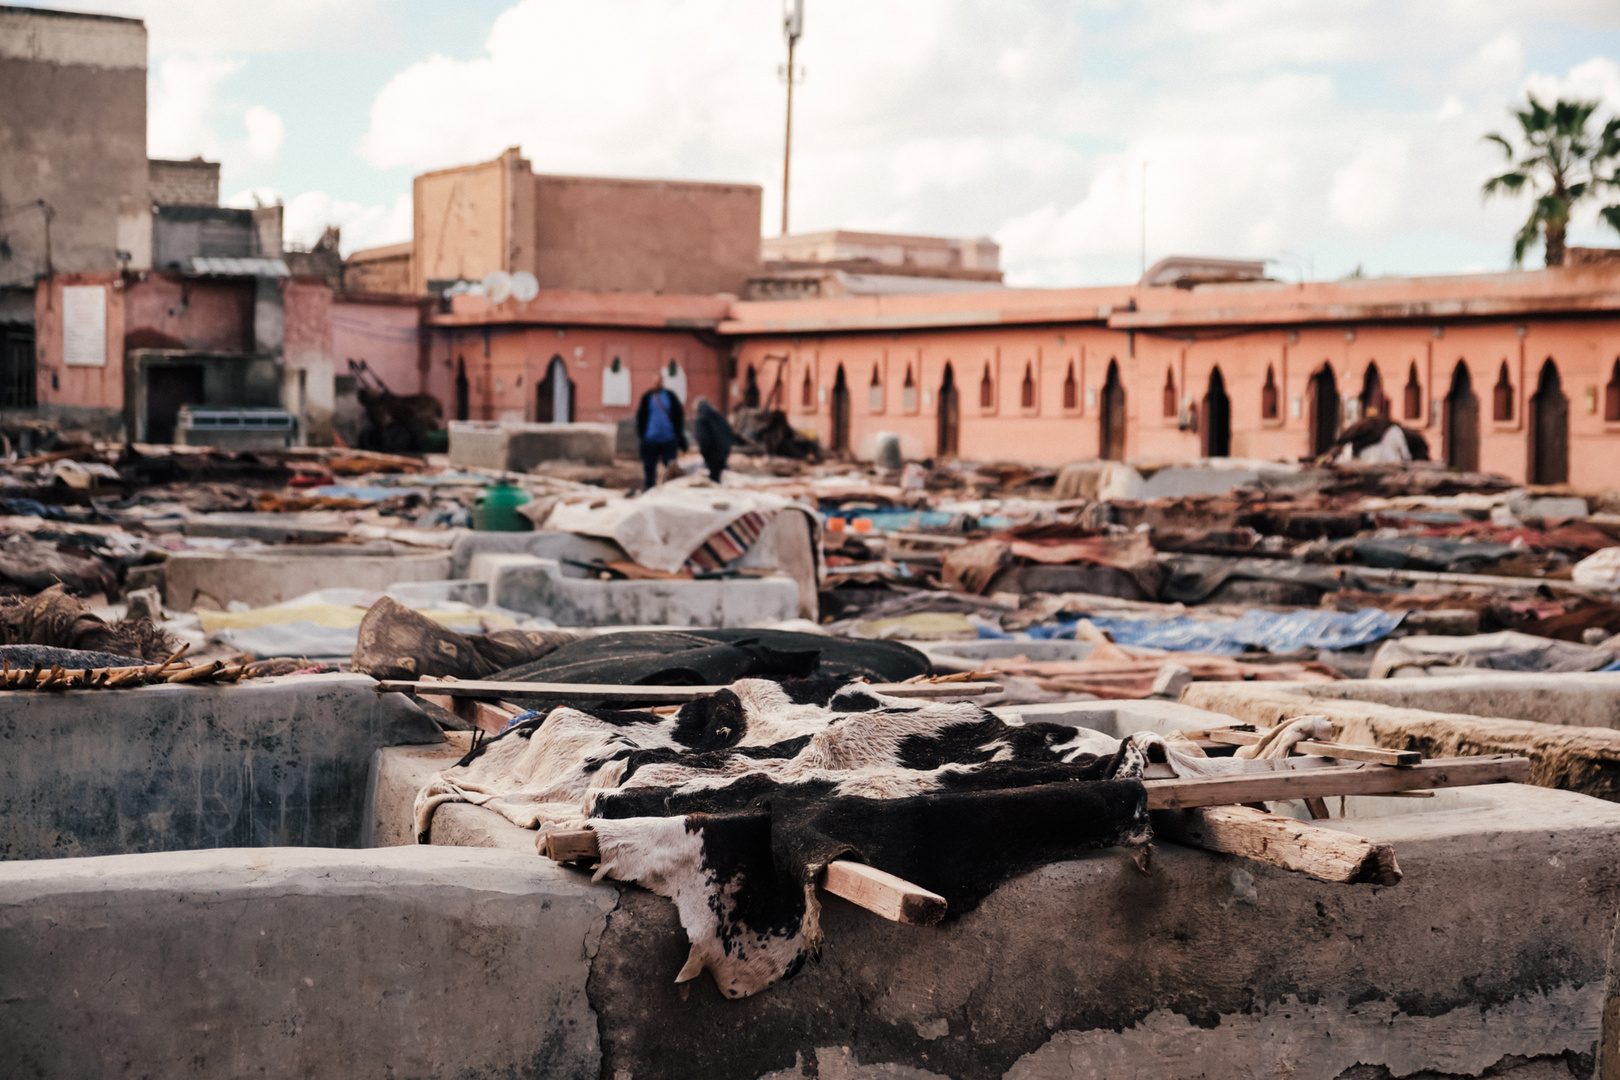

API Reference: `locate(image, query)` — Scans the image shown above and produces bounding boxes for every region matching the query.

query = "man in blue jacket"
[635,377,687,491]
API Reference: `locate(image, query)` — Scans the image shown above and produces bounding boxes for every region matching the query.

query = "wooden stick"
[1142,755,1528,809]
[1152,805,1402,886]
[540,829,946,926]
[822,861,947,925]
[377,679,1004,702]
[1200,727,1421,767]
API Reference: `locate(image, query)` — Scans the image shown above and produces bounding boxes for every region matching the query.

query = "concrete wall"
[530,172,762,297]
[283,277,335,443]
[362,724,1620,1080]
[0,7,150,285]
[0,846,614,1080]
[411,149,762,298]
[343,242,414,295]
[149,157,221,207]
[0,673,442,860]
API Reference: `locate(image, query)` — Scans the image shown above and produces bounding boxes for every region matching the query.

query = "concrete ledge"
[164,543,454,610]
[1212,672,1620,730]
[1181,682,1620,802]
[0,846,617,1080]
[449,421,617,469]
[480,554,799,627]
[1,674,443,860]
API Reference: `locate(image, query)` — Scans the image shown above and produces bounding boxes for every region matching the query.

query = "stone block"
[163,543,453,610]
[448,420,617,470]
[478,554,798,627]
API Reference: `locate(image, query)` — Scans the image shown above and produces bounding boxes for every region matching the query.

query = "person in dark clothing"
[692,397,735,482]
[635,380,687,491]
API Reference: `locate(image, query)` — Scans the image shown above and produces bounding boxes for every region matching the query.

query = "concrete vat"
[163,542,454,610]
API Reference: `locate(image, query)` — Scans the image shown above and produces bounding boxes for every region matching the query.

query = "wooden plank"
[539,829,947,926]
[1152,805,1402,886]
[379,679,1004,702]
[822,861,947,925]
[1143,755,1528,810]
[1200,727,1421,767]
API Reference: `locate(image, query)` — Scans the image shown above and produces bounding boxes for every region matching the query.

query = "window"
[979,363,995,408]
[1163,368,1177,418]
[802,368,814,408]
[902,364,918,412]
[1261,365,1279,419]
[1493,361,1514,421]
[1062,362,1078,410]
[868,364,883,411]
[1020,363,1035,409]
[1404,362,1422,420]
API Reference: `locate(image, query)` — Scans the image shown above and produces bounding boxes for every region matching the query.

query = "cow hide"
[414,679,1250,998]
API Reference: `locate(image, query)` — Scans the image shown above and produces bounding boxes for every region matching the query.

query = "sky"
[31,0,1620,286]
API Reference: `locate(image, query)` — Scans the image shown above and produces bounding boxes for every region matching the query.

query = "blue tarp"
[1032,607,1406,655]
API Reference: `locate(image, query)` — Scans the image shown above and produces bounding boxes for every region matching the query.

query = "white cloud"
[147,55,243,159]
[243,105,285,161]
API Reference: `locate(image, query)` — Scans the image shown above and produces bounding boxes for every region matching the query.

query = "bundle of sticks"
[0,644,268,691]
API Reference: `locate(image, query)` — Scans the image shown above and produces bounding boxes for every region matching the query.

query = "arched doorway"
[536,355,574,422]
[1202,366,1231,457]
[454,357,470,421]
[830,365,851,453]
[1443,362,1479,472]
[1100,360,1126,460]
[1309,364,1340,457]
[743,365,760,408]
[1360,362,1388,419]
[1529,359,1568,484]
[937,363,960,457]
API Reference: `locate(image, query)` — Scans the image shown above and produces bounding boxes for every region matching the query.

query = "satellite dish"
[511,271,539,303]
[482,271,512,304]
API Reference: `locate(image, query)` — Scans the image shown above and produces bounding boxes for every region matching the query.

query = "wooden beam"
[416,677,527,734]
[540,829,947,926]
[380,679,1003,702]
[1200,727,1421,767]
[1142,754,1528,810]
[1152,805,1402,886]
[822,861,947,925]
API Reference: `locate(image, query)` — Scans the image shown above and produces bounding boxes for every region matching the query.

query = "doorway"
[830,365,850,453]
[454,358,470,421]
[937,363,959,457]
[146,364,206,444]
[1443,362,1480,472]
[536,355,574,423]
[1360,363,1388,419]
[1202,366,1231,457]
[743,365,760,408]
[0,326,36,408]
[1100,360,1126,460]
[1309,365,1340,457]
[1528,359,1568,484]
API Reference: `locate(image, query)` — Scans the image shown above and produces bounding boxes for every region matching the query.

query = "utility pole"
[1139,160,1148,278]
[780,0,804,237]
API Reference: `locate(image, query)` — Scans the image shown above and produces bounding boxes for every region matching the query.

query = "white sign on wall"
[62,285,107,367]
[662,357,687,404]
[602,353,632,406]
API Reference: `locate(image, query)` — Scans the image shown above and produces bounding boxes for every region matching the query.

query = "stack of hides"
[414,679,1281,998]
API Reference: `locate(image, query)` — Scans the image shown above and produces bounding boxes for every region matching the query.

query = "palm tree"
[1482,94,1620,267]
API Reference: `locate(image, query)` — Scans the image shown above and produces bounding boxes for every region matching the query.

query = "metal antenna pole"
[781,0,804,237]
[1139,161,1148,277]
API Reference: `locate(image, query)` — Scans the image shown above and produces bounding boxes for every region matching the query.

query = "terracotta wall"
[738,315,1620,489]
[333,300,425,396]
[427,324,721,427]
[120,273,254,353]
[283,279,335,444]
[33,272,125,415]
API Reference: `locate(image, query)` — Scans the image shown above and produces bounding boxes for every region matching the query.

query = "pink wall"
[120,273,254,353]
[333,299,427,396]
[34,272,125,413]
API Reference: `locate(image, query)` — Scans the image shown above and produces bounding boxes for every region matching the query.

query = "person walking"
[635,376,686,491]
[692,397,735,483]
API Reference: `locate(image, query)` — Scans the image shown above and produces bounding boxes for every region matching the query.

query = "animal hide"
[414,679,1249,998]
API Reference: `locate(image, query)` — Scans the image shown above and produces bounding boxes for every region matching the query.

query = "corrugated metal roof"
[187,257,290,277]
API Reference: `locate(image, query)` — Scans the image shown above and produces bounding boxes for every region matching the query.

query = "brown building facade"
[406,148,762,298]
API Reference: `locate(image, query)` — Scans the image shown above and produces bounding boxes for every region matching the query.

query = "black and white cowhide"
[414,679,1223,998]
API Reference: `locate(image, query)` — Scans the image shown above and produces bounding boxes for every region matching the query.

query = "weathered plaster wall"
[0,674,441,861]
[283,277,335,443]
[0,8,149,283]
[0,846,615,1080]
